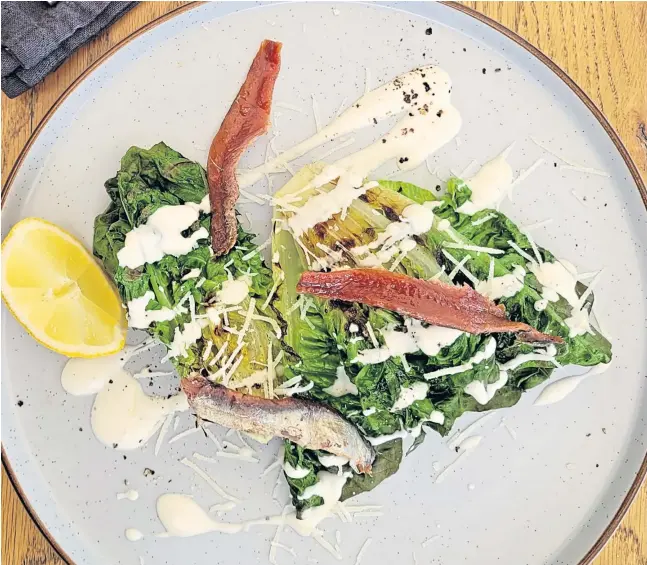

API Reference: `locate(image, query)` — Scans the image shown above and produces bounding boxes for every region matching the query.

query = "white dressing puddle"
[125,528,144,542]
[157,470,352,540]
[62,344,188,450]
[117,489,140,502]
[456,151,513,215]
[534,363,610,406]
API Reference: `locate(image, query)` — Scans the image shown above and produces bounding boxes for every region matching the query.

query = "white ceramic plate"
[3,3,646,565]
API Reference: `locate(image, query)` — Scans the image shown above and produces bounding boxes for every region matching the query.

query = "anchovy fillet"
[182,375,375,473]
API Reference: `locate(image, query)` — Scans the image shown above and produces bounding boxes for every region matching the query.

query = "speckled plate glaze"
[2,3,646,565]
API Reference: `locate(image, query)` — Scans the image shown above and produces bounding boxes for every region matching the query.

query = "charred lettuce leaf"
[273,166,611,511]
[271,167,521,509]
[380,177,612,370]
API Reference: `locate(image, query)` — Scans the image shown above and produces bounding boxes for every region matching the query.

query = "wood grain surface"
[1,2,646,565]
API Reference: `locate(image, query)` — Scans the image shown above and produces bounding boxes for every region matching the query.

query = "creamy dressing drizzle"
[157,494,244,537]
[164,320,208,360]
[318,453,349,470]
[354,319,463,365]
[464,344,559,405]
[283,462,311,479]
[158,471,353,538]
[182,268,202,280]
[125,273,247,335]
[447,413,494,450]
[287,180,377,238]
[217,279,250,305]
[352,204,436,267]
[391,382,429,411]
[424,337,496,380]
[125,528,144,542]
[367,428,409,446]
[117,489,140,501]
[456,152,513,215]
[463,370,508,405]
[239,66,461,188]
[475,267,525,301]
[62,346,188,449]
[529,260,593,337]
[118,197,209,269]
[530,260,579,305]
[500,344,558,372]
[323,365,359,397]
[127,291,186,329]
[408,410,446,438]
[534,363,610,406]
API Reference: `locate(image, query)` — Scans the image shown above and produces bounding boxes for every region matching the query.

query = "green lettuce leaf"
[93,143,278,383]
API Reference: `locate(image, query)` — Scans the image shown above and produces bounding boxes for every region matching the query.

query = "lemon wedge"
[2,217,126,357]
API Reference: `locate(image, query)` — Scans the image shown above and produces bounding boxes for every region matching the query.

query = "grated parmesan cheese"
[314,534,342,560]
[561,164,610,177]
[365,321,379,348]
[252,313,282,338]
[260,457,283,478]
[507,240,537,264]
[222,355,243,386]
[168,426,200,444]
[334,96,348,118]
[209,339,230,368]
[202,340,213,362]
[354,538,372,565]
[444,241,504,255]
[203,425,223,451]
[180,458,240,502]
[269,506,289,565]
[525,231,543,265]
[571,190,588,206]
[441,250,479,285]
[311,93,321,132]
[261,272,283,311]
[154,413,174,456]
[508,158,544,198]
[238,188,266,205]
[242,237,271,261]
[421,535,440,548]
[266,342,275,400]
[471,212,496,226]
[275,101,307,114]
[193,451,219,464]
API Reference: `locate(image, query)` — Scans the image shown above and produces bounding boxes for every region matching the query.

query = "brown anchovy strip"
[297,269,563,344]
[208,39,282,256]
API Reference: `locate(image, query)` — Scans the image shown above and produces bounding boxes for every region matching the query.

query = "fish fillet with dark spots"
[182,375,375,474]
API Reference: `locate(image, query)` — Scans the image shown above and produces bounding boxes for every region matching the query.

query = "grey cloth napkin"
[2,1,137,98]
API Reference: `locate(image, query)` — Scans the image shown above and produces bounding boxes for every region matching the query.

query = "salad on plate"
[2,38,612,547]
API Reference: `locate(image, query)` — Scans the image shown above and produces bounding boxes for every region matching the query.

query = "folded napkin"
[1,1,137,98]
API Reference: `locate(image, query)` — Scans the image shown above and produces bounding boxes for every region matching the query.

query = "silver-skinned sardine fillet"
[182,375,375,473]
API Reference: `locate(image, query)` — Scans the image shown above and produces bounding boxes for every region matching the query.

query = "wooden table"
[2,2,646,564]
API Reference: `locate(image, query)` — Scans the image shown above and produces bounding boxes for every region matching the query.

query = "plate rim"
[1,2,645,565]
